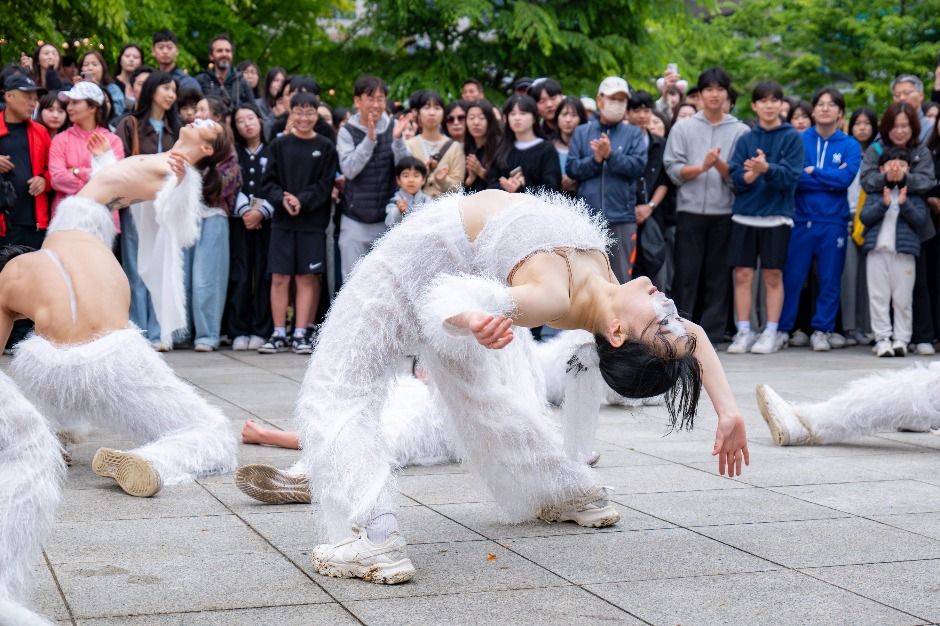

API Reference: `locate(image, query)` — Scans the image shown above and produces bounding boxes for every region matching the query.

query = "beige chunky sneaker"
[235,464,311,504]
[92,448,162,497]
[312,527,416,584]
[756,384,811,446]
[538,486,620,527]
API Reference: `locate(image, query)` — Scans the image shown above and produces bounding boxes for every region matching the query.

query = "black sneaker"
[291,333,313,355]
[258,334,288,354]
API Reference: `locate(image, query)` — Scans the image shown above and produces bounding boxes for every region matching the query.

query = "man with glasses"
[778,88,862,352]
[335,75,413,280]
[891,74,934,144]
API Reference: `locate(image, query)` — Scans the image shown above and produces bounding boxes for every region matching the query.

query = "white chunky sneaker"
[874,339,894,357]
[915,342,936,356]
[789,330,809,347]
[755,384,811,446]
[538,486,620,527]
[312,527,416,584]
[235,464,310,504]
[750,330,787,354]
[810,331,831,352]
[92,448,162,497]
[827,332,847,349]
[232,336,250,351]
[892,340,908,357]
[727,330,758,354]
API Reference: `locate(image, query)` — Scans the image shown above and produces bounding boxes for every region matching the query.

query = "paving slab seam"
[219,350,307,385]
[42,549,76,626]
[72,601,348,621]
[174,368,289,432]
[678,516,855,529]
[797,556,940,570]
[410,496,653,625]
[195,482,366,625]
[795,567,934,623]
[870,433,940,452]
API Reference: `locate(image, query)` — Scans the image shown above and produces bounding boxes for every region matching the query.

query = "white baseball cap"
[58,81,105,105]
[598,77,630,97]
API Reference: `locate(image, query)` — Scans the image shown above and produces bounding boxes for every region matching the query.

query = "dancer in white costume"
[757,366,940,445]
[0,371,64,626]
[0,120,238,498]
[298,189,749,584]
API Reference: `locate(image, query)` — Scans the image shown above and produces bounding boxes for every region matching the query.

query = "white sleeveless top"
[470,192,611,282]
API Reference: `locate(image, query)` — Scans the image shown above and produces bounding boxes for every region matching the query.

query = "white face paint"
[651,291,687,337]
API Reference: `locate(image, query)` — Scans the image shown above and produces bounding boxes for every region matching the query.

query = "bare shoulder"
[460,190,518,239]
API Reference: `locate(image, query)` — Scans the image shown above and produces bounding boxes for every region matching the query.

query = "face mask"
[651,292,687,337]
[603,99,627,122]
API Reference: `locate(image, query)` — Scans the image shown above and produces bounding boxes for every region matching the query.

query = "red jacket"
[0,115,52,237]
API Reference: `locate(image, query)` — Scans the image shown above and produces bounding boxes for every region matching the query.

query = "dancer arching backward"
[757,367,940,446]
[0,120,238,498]
[299,189,749,585]
[0,371,64,626]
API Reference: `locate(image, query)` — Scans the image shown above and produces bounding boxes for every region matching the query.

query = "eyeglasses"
[293,110,318,118]
[446,115,466,124]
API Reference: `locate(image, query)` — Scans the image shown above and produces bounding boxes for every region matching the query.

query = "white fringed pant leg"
[10,329,237,485]
[796,363,940,443]
[0,372,64,618]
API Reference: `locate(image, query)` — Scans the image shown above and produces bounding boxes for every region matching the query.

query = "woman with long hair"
[113,44,143,110]
[114,71,181,348]
[860,102,936,355]
[183,96,243,352]
[553,96,587,195]
[463,99,501,193]
[842,107,879,345]
[226,103,274,351]
[257,66,287,122]
[21,43,64,90]
[237,60,261,99]
[487,94,560,194]
[35,92,69,139]
[405,90,465,197]
[76,50,125,121]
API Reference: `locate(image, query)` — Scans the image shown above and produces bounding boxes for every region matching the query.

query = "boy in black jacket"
[259,92,338,354]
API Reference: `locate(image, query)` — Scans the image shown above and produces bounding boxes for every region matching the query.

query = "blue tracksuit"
[780,127,862,333]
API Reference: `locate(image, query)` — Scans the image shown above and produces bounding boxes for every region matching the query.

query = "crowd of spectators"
[4,29,940,361]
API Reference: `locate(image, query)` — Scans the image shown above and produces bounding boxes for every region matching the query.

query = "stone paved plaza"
[6,345,940,625]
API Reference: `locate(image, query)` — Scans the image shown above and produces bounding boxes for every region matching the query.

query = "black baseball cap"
[513,76,534,91]
[3,73,44,93]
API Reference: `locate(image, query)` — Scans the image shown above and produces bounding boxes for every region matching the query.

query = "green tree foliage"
[681,0,940,112]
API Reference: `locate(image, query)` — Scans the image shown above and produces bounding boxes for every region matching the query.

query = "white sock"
[736,320,751,333]
[766,321,779,333]
[274,327,286,337]
[293,327,307,338]
[366,512,399,544]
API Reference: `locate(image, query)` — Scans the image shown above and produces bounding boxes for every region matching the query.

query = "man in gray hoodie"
[663,68,749,343]
[336,75,413,279]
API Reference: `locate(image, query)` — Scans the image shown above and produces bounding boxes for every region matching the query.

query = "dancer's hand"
[467,312,514,349]
[712,414,749,477]
[168,151,188,182]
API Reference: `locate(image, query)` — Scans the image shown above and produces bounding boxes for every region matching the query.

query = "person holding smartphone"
[486,94,561,195]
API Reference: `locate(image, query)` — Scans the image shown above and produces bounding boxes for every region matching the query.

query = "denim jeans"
[182,215,230,348]
[120,210,161,342]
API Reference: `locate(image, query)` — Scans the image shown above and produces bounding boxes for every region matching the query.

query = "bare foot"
[241,419,266,445]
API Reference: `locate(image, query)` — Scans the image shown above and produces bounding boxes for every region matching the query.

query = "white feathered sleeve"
[152,165,203,248]
[560,340,605,464]
[90,151,117,175]
[418,273,515,358]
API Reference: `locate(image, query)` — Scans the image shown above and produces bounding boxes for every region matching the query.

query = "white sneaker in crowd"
[232,336,250,351]
[312,527,416,584]
[756,384,811,446]
[750,329,788,354]
[827,332,847,349]
[789,330,809,347]
[810,331,831,352]
[248,335,266,351]
[727,330,757,354]
[874,339,893,357]
[538,486,620,527]
[914,342,936,356]
[892,340,908,357]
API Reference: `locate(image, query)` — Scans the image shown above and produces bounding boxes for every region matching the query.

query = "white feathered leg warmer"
[0,372,64,611]
[797,363,940,443]
[10,329,237,484]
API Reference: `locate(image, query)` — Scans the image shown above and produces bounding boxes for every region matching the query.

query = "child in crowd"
[727,81,804,354]
[384,156,429,227]
[860,147,929,357]
[259,92,338,354]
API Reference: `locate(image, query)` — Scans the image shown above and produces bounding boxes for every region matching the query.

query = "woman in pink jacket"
[48,82,124,232]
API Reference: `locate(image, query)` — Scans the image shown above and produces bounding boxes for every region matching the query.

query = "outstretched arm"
[687,321,749,477]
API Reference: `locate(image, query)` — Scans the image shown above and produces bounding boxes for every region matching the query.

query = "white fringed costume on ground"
[759,363,940,445]
[10,191,237,486]
[298,192,613,542]
[0,372,63,626]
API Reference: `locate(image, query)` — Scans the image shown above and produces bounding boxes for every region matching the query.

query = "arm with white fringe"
[559,340,605,463]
